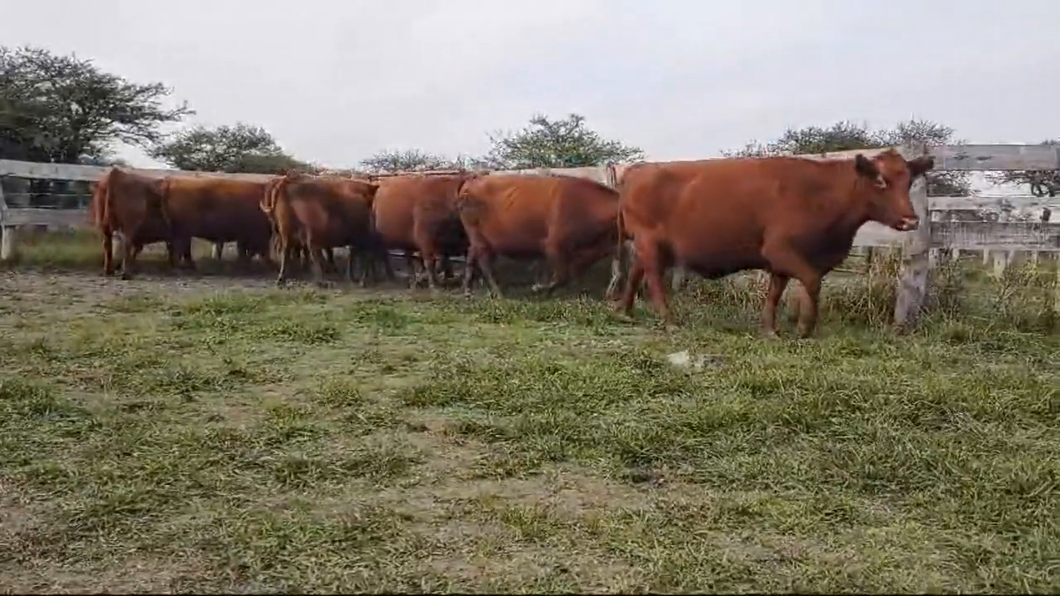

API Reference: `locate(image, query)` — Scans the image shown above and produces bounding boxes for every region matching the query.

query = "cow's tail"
[90,168,116,231]
[157,176,172,232]
[605,204,627,301]
[260,175,287,219]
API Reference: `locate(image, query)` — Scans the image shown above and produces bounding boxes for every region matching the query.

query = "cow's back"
[283,177,378,246]
[165,177,271,245]
[458,175,560,251]
[372,177,420,249]
[95,168,169,239]
[620,157,857,276]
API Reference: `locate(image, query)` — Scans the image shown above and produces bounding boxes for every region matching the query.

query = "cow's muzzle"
[895,216,919,232]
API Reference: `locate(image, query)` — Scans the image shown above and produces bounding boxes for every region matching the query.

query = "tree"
[149,122,311,174]
[482,113,645,170]
[359,149,473,174]
[988,139,1060,197]
[725,119,970,196]
[0,45,192,163]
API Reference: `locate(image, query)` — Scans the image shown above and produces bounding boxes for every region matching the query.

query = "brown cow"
[613,149,935,338]
[262,173,382,286]
[160,176,275,271]
[90,167,172,279]
[456,174,621,298]
[372,174,470,290]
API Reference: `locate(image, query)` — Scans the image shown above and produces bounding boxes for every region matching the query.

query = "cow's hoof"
[119,272,133,281]
[275,278,287,287]
[760,329,781,341]
[315,280,334,289]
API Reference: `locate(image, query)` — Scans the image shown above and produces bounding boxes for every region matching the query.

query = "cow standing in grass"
[262,173,383,287]
[455,174,622,298]
[160,176,275,271]
[612,149,935,338]
[90,167,172,279]
[372,174,471,290]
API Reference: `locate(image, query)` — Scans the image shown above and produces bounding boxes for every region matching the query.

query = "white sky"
[7,0,1060,170]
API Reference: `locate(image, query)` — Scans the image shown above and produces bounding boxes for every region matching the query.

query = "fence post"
[892,144,932,330]
[0,180,18,262]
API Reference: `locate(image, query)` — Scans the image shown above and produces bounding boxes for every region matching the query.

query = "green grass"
[0,231,1058,593]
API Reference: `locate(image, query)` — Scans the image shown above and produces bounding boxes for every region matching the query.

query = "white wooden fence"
[1,143,1058,328]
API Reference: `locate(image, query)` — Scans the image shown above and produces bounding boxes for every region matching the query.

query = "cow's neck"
[812,173,873,247]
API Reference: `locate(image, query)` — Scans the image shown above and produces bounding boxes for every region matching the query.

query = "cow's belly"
[670,233,765,280]
[685,256,767,280]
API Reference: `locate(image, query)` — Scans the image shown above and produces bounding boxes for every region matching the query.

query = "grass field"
[1,230,1058,593]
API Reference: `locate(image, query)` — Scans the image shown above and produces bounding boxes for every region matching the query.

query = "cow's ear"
[854,154,879,179]
[907,155,935,179]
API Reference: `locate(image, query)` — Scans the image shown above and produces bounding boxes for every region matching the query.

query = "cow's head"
[854,149,934,231]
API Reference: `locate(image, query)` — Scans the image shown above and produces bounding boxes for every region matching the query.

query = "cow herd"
[89,148,935,338]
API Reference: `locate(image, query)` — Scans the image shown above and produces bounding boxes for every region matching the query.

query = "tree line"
[2,45,1055,197]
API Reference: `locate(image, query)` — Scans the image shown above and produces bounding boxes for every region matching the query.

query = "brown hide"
[265,174,381,286]
[162,177,274,269]
[456,174,621,297]
[261,177,335,274]
[91,167,171,279]
[372,174,469,289]
[614,149,935,337]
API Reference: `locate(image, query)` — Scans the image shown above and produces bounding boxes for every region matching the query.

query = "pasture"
[1,231,1057,593]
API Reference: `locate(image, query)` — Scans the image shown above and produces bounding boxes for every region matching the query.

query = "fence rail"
[1,143,1058,328]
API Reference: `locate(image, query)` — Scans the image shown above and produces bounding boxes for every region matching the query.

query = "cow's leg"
[118,234,137,280]
[762,243,822,338]
[323,248,337,274]
[537,242,612,296]
[276,239,294,286]
[404,251,421,289]
[462,246,483,297]
[307,239,332,288]
[344,245,357,284]
[441,254,455,281]
[164,241,177,271]
[368,240,392,286]
[625,237,671,325]
[604,241,628,301]
[418,241,444,292]
[182,240,197,271]
[170,234,195,272]
[615,255,645,319]
[212,241,224,261]
[761,271,791,339]
[101,230,115,276]
[476,247,503,299]
[295,245,309,273]
[372,245,395,284]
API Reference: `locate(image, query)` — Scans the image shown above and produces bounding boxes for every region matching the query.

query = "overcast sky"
[9,0,1060,169]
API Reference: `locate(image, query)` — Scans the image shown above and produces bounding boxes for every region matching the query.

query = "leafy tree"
[988,139,1059,197]
[359,148,473,174]
[726,119,969,196]
[482,113,645,170]
[149,122,311,174]
[0,45,192,163]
